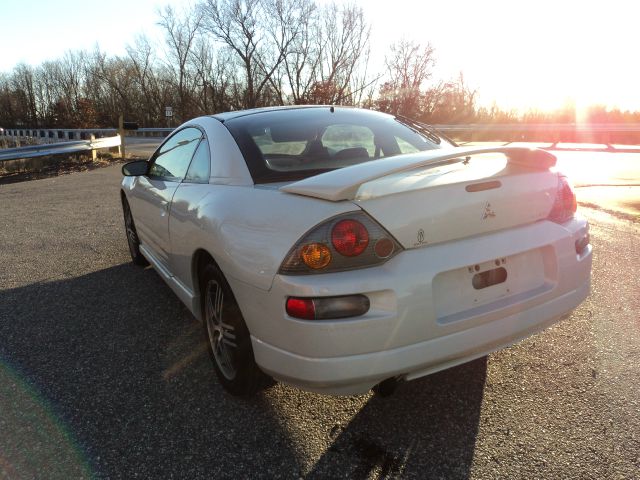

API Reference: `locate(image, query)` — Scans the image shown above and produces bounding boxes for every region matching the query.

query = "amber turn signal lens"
[300,243,332,269]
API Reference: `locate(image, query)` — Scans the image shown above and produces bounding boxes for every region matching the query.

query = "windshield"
[223,107,454,183]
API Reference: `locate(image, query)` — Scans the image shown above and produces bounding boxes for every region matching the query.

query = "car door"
[168,137,212,289]
[128,127,202,266]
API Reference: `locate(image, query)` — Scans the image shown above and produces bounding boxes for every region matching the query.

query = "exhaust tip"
[372,376,403,397]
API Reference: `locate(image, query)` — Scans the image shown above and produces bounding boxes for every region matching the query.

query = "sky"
[1,0,638,112]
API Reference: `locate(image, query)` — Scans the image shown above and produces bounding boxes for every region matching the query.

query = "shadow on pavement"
[1,262,487,479]
[305,358,487,479]
[0,264,302,479]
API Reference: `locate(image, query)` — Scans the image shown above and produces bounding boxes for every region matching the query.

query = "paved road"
[1,165,639,479]
[123,136,163,159]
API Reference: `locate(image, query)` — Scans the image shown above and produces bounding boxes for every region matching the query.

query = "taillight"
[331,219,369,256]
[285,297,315,320]
[286,295,370,320]
[548,175,577,224]
[279,212,402,275]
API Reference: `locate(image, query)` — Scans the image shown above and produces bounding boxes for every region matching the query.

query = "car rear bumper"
[251,280,589,395]
[231,217,592,395]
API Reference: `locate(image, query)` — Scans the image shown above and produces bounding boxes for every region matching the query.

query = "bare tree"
[278,0,319,104]
[157,4,204,120]
[260,0,316,104]
[126,35,165,125]
[0,1,498,130]
[376,40,435,118]
[11,64,39,126]
[199,0,266,108]
[189,37,239,113]
[308,2,372,104]
[425,72,477,123]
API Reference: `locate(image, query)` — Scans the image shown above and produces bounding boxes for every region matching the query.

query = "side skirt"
[140,244,201,321]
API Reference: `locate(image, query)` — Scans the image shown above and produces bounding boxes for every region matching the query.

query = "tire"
[201,263,272,396]
[122,198,149,266]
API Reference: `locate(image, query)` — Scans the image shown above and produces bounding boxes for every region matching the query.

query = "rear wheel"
[201,263,272,395]
[122,198,148,266]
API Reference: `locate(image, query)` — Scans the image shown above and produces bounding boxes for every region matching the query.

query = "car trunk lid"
[280,147,559,248]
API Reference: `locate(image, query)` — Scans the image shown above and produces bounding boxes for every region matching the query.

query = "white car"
[120,106,592,396]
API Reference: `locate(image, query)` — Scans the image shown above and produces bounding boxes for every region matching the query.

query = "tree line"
[1,0,638,132]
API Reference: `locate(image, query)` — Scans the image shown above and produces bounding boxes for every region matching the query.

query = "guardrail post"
[118,115,126,160]
[90,134,97,161]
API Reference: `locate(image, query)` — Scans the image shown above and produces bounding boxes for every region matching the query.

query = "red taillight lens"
[331,219,369,256]
[374,238,395,258]
[286,295,370,320]
[286,298,315,320]
[549,175,577,224]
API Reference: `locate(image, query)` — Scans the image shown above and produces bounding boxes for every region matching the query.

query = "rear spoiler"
[280,146,557,201]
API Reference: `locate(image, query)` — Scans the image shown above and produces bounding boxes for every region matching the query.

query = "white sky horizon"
[1,0,638,113]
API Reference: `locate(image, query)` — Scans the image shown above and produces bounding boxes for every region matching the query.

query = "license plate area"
[433,247,555,324]
[473,266,508,290]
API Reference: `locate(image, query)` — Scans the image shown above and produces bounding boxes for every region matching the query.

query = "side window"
[184,139,211,184]
[148,127,202,181]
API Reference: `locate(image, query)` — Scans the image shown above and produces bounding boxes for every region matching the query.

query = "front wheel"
[122,198,148,266]
[201,263,272,396]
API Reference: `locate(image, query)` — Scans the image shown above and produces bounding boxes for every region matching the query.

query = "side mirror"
[122,160,148,176]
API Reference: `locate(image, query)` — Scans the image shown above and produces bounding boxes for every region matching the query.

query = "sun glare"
[386,0,640,113]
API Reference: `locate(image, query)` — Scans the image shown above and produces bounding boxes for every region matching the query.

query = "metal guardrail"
[434,123,640,133]
[1,127,117,142]
[4,124,640,139]
[0,127,172,144]
[0,136,121,162]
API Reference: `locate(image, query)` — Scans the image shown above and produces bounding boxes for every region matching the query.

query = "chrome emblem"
[417,229,425,244]
[482,202,496,220]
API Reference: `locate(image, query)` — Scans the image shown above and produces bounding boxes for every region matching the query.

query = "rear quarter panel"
[169,185,359,293]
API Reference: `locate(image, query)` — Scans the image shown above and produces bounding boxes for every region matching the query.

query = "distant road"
[124,136,162,159]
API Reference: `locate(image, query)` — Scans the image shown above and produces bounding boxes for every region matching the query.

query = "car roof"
[211,105,365,122]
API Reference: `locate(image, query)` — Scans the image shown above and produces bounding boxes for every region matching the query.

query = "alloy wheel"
[205,279,238,380]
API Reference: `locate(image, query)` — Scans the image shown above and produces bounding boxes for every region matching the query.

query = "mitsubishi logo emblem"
[482,202,496,220]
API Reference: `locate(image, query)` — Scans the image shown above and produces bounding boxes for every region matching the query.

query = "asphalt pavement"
[0,164,638,479]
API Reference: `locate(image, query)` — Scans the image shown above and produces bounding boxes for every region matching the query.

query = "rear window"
[223,108,451,183]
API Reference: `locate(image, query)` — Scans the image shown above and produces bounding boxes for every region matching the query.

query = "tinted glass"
[223,108,452,184]
[184,139,211,183]
[148,127,202,181]
[322,124,375,159]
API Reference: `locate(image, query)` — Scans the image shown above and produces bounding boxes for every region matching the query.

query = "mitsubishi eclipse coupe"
[120,106,592,396]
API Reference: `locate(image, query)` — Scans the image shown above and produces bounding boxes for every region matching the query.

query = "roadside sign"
[165,106,173,118]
